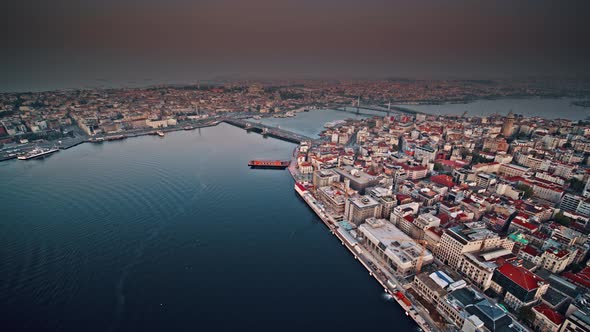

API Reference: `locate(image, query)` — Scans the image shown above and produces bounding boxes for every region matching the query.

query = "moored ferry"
[18,147,59,160]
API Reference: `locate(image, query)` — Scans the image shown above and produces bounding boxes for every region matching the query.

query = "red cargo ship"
[248,160,290,169]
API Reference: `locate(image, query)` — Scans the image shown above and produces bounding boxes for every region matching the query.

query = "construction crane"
[381,236,429,274]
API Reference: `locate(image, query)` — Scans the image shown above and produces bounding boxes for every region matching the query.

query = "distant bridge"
[222,119,317,144]
[330,104,423,116]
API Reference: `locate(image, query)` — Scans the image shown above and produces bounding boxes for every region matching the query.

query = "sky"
[1,0,589,91]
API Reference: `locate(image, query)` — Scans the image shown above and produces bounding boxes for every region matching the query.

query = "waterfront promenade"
[290,168,437,331]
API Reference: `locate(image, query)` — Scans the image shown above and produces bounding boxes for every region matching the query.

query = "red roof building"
[563,267,590,289]
[532,304,564,331]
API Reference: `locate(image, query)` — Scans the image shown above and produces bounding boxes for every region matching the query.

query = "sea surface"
[397,97,590,120]
[0,122,416,331]
[257,109,371,137]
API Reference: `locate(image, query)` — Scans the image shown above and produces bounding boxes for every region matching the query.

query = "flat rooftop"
[334,166,376,185]
[350,195,380,209]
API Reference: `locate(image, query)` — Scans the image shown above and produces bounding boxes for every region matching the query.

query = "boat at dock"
[104,135,126,141]
[17,147,59,160]
[157,130,165,137]
[248,160,290,169]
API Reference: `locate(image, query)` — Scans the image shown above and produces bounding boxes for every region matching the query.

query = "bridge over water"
[330,104,424,116]
[222,119,317,144]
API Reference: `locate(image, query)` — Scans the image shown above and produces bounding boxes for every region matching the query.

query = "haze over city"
[1,0,590,91]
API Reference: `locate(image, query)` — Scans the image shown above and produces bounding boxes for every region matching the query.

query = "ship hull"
[18,149,59,160]
[248,164,289,169]
[248,160,290,169]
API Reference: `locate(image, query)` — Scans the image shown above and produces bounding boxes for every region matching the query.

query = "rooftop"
[497,263,545,291]
[533,304,564,325]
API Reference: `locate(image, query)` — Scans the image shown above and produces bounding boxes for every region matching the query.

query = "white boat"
[18,147,59,160]
[156,131,165,137]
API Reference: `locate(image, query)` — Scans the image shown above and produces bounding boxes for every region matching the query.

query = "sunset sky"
[1,0,589,91]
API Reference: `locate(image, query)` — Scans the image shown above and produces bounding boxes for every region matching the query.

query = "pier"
[222,119,317,144]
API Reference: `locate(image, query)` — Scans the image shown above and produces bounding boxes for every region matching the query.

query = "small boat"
[157,131,165,137]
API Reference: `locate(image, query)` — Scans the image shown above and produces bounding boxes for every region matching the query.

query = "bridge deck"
[222,119,317,144]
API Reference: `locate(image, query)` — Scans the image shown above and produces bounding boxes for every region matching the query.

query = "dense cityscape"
[1,79,590,161]
[3,78,590,331]
[290,103,590,332]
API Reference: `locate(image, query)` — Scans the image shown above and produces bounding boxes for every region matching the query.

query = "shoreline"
[0,120,222,163]
[289,165,434,331]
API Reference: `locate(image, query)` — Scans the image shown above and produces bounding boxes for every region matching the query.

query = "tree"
[518,306,536,325]
[554,212,572,227]
[516,184,534,199]
[568,178,585,193]
[433,163,444,171]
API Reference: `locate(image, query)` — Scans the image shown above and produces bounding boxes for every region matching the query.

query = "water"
[397,97,590,120]
[257,109,371,137]
[0,123,416,331]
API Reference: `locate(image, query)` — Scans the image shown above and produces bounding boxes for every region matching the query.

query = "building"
[476,173,497,191]
[344,195,382,225]
[333,166,380,194]
[312,169,339,188]
[499,163,530,178]
[502,111,515,137]
[560,309,590,332]
[438,286,520,332]
[366,186,397,219]
[456,248,513,291]
[532,304,564,332]
[490,262,548,310]
[561,194,590,218]
[539,247,577,274]
[437,222,513,268]
[414,145,437,163]
[358,218,433,276]
[316,186,347,217]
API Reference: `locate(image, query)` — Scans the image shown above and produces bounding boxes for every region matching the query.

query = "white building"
[358,218,433,276]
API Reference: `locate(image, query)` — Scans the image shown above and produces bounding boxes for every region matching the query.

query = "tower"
[501,111,515,137]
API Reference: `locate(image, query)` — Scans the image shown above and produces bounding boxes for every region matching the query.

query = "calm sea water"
[0,123,416,331]
[257,109,371,137]
[398,97,590,120]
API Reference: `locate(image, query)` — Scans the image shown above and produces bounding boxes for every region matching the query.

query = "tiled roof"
[533,304,564,325]
[497,263,544,291]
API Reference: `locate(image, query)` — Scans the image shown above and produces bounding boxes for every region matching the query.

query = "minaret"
[501,111,515,137]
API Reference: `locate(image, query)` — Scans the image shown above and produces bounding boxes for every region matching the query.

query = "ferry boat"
[157,130,165,137]
[18,147,59,160]
[248,160,290,169]
[104,135,126,141]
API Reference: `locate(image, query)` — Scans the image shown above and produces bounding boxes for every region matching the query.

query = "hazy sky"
[1,0,589,91]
